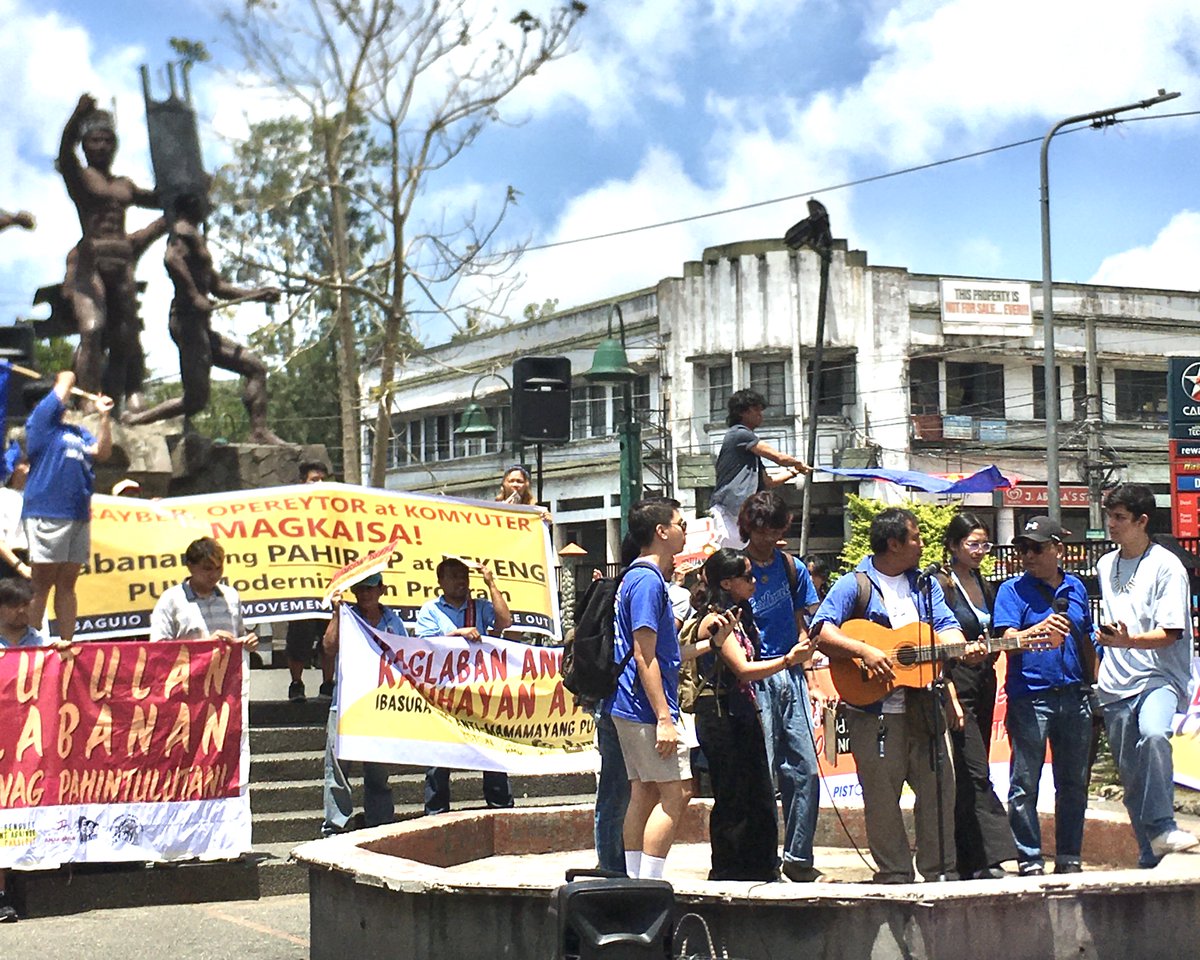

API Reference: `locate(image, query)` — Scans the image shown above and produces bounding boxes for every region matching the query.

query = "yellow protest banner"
[72,484,559,641]
[335,608,595,773]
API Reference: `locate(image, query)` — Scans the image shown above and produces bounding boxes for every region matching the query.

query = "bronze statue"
[0,210,35,232]
[58,94,166,411]
[122,193,283,444]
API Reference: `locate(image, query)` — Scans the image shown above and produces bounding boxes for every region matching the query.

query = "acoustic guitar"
[826,618,1054,707]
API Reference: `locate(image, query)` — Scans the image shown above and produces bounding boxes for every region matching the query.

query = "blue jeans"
[1103,685,1181,868]
[594,710,630,873]
[756,666,820,868]
[1006,686,1091,868]
[322,704,395,836]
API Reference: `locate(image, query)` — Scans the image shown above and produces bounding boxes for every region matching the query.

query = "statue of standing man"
[58,94,166,412]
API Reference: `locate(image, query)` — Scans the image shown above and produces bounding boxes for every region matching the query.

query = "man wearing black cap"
[993,516,1094,876]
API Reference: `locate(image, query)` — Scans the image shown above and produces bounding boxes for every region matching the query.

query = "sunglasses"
[1016,541,1050,555]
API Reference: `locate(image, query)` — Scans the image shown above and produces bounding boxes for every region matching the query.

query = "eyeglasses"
[964,541,994,554]
[1016,541,1048,555]
[734,571,755,582]
[672,518,687,533]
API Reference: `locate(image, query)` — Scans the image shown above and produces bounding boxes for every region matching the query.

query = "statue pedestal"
[82,416,330,495]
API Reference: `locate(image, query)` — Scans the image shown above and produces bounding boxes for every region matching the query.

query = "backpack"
[677,614,714,713]
[562,566,635,705]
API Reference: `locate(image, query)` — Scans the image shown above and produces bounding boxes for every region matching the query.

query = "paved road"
[2,895,310,960]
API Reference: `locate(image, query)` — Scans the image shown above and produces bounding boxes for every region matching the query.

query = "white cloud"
[1088,211,1200,292]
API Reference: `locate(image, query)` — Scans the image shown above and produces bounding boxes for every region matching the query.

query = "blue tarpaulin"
[817,464,1012,494]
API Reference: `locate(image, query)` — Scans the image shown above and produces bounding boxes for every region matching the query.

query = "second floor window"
[807,357,856,416]
[708,363,733,422]
[749,360,788,413]
[1115,368,1167,422]
[946,361,1005,418]
[909,357,940,415]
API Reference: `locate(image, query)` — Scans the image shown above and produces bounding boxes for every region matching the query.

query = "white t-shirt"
[1096,543,1193,706]
[0,487,26,552]
[875,571,919,713]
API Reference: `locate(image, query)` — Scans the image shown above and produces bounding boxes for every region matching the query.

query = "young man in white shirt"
[1096,484,1197,865]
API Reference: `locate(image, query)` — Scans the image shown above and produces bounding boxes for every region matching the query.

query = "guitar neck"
[904,634,1024,665]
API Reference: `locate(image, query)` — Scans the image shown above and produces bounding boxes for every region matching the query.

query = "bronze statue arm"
[57,95,94,185]
[0,210,35,232]
[164,232,211,313]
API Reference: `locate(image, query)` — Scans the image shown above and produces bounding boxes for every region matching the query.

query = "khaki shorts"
[612,716,692,783]
[24,517,90,565]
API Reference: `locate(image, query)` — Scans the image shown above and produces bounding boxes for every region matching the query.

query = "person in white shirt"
[149,537,257,648]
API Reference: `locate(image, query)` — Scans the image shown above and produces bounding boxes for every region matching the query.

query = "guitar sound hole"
[895,644,918,667]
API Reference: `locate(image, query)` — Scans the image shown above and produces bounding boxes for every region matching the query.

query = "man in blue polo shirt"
[416,556,513,814]
[812,507,965,883]
[738,491,820,881]
[993,515,1091,876]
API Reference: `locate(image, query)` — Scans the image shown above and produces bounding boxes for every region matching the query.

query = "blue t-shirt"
[749,550,819,657]
[23,391,97,521]
[357,604,408,637]
[415,594,496,637]
[992,571,1095,700]
[0,626,47,648]
[608,560,680,724]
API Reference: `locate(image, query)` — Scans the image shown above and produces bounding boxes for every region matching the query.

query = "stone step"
[249,723,328,754]
[249,770,597,816]
[249,699,331,727]
[252,793,598,845]
[11,841,305,919]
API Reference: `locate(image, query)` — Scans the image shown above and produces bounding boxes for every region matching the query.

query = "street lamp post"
[585,304,641,536]
[1040,89,1180,523]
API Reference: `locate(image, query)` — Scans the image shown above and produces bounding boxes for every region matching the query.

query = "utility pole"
[1085,315,1103,533]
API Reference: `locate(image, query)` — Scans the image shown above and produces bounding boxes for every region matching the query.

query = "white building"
[365,237,1195,564]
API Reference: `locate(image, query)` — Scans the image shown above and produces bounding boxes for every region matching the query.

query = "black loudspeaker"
[513,356,571,442]
[0,324,36,418]
[552,875,674,960]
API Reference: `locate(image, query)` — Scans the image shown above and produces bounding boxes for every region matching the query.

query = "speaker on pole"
[513,356,571,443]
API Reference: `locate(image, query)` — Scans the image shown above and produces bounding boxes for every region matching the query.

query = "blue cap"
[353,572,384,588]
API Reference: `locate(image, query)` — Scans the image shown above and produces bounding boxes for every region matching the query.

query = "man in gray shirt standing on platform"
[709,389,809,548]
[1096,483,1197,866]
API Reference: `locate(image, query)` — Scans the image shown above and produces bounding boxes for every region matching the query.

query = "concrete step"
[252,793,598,844]
[11,841,305,918]
[249,698,331,727]
[250,750,324,782]
[249,723,328,754]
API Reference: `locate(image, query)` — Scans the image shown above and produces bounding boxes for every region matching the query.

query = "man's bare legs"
[623,779,691,877]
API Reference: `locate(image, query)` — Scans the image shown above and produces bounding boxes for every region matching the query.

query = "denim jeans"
[593,709,630,874]
[322,704,395,836]
[1103,685,1181,867]
[756,666,820,868]
[1006,686,1091,868]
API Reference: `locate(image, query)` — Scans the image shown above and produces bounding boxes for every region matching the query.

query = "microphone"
[1052,598,1070,616]
[916,562,941,584]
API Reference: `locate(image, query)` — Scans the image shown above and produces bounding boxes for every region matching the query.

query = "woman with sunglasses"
[938,513,1018,879]
[692,548,810,881]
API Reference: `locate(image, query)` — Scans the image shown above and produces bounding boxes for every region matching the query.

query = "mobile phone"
[1098,623,1116,636]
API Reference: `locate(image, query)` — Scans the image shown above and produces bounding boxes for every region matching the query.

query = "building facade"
[365,238,1197,564]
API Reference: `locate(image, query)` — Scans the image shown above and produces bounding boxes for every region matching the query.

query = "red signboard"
[1001,485,1090,508]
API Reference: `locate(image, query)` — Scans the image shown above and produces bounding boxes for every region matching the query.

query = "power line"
[523,110,1200,254]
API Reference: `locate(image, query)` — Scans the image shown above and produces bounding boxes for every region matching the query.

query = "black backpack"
[562,566,635,705]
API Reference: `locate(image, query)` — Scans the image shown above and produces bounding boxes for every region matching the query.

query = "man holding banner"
[417,557,514,814]
[321,572,405,835]
[149,537,257,649]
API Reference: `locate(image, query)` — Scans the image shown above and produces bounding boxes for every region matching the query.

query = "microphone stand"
[917,567,949,882]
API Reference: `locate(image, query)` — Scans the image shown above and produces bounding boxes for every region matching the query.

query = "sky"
[1,0,1199,382]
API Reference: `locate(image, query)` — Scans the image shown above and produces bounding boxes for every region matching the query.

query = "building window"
[806,358,856,416]
[749,360,788,414]
[571,385,609,439]
[615,374,652,424]
[1033,364,1090,421]
[1115,368,1167,422]
[708,363,732,422]
[909,358,940,415]
[945,361,1005,418]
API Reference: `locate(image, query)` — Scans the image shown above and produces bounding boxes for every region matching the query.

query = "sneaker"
[781,862,823,883]
[345,812,367,832]
[1054,862,1082,875]
[288,680,306,703]
[318,680,335,700]
[1150,829,1199,857]
[1018,862,1045,877]
[0,892,17,923]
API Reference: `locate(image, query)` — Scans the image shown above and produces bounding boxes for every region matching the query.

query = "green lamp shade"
[454,401,496,437]
[585,337,636,382]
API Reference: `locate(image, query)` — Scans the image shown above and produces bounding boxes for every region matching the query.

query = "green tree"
[222,0,587,487]
[838,495,963,575]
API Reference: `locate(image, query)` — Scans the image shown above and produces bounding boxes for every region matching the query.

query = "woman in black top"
[692,549,807,881]
[939,513,1018,879]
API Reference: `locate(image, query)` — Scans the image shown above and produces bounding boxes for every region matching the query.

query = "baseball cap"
[112,478,142,496]
[1012,516,1068,544]
[353,572,384,588]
